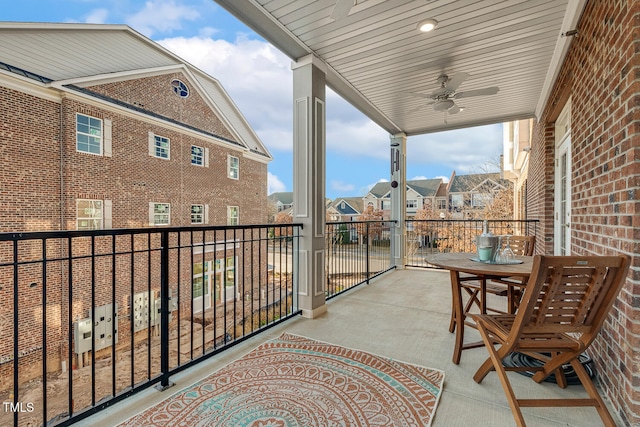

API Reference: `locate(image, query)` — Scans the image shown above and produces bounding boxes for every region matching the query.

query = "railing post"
[365,222,370,284]
[157,230,174,391]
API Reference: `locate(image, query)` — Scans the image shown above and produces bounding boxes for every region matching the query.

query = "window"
[76,114,102,154]
[451,194,464,207]
[191,204,204,224]
[216,257,237,302]
[472,193,492,207]
[228,206,239,226]
[228,155,239,179]
[77,199,103,230]
[406,199,418,209]
[171,79,189,98]
[150,203,170,225]
[153,135,170,159]
[191,145,205,166]
[437,199,447,210]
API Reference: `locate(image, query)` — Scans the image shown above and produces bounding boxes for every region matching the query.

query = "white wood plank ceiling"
[214,0,584,135]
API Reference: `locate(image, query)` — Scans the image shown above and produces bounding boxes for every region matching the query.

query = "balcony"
[82,267,608,427]
[1,220,613,426]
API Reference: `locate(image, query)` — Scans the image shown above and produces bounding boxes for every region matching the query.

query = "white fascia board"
[192,69,273,161]
[55,64,272,161]
[53,65,185,88]
[0,71,61,103]
[535,0,587,118]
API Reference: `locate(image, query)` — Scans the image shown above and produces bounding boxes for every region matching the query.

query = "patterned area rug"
[119,333,445,427]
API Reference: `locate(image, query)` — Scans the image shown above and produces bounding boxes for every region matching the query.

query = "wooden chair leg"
[473,356,495,384]
[531,351,576,384]
[475,321,527,426]
[551,352,568,389]
[570,358,617,427]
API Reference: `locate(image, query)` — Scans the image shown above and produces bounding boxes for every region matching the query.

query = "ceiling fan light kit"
[433,99,454,111]
[417,18,438,32]
[406,73,499,120]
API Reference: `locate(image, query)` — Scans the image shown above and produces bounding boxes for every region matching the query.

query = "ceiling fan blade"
[445,72,469,91]
[330,0,354,20]
[448,104,461,114]
[404,91,436,100]
[454,86,499,99]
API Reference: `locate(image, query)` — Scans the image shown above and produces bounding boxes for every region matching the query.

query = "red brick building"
[0,23,272,390]
[0,23,271,233]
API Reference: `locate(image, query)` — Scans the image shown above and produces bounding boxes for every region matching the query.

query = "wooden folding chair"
[487,235,536,313]
[449,235,535,333]
[471,255,630,427]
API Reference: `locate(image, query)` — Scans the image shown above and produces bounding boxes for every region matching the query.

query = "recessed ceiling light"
[417,19,438,32]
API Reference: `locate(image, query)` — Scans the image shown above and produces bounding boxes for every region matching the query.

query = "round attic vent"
[171,79,189,98]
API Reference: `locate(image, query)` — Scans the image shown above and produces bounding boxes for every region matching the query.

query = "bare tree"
[266,199,278,223]
[482,187,514,220]
[272,211,293,237]
[356,205,384,243]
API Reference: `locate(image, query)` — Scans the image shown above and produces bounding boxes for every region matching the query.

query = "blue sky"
[3,0,504,199]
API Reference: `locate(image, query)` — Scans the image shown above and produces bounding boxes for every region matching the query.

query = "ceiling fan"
[408,73,499,116]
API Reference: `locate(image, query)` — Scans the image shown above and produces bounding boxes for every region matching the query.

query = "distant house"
[447,172,511,219]
[268,192,294,212]
[363,179,443,219]
[327,197,363,222]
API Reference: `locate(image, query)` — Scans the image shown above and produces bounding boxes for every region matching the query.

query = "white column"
[292,55,327,318]
[389,133,407,268]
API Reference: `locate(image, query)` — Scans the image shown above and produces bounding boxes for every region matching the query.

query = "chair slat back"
[502,235,535,256]
[513,255,630,342]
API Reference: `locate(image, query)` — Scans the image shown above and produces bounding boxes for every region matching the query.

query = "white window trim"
[76,199,108,230]
[191,204,208,224]
[149,132,170,160]
[149,202,171,226]
[227,206,239,226]
[76,113,104,156]
[191,145,209,167]
[227,155,239,180]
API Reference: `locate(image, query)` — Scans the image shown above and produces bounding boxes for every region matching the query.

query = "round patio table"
[425,252,534,364]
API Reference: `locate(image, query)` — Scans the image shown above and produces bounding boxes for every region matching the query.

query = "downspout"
[58,95,68,372]
[59,95,65,231]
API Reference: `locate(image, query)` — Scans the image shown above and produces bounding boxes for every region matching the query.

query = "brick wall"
[86,72,237,142]
[0,87,62,232]
[59,97,267,229]
[0,69,270,392]
[528,0,639,424]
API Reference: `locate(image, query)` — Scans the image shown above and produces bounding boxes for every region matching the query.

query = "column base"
[301,304,328,319]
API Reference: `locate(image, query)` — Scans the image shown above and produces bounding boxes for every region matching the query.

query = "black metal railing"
[325,220,396,299]
[0,223,301,427]
[405,219,539,267]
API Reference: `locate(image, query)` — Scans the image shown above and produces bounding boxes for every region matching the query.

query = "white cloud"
[157,32,503,179]
[407,124,503,173]
[126,1,200,37]
[157,35,293,153]
[411,175,427,180]
[85,8,109,24]
[267,172,286,195]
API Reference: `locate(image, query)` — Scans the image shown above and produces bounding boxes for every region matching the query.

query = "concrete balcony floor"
[82,268,617,427]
